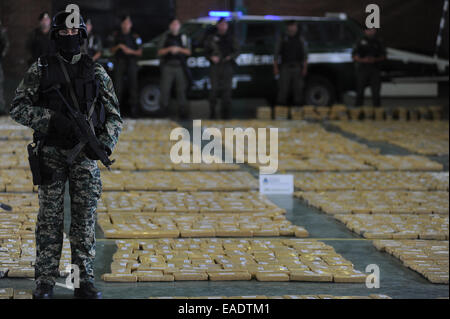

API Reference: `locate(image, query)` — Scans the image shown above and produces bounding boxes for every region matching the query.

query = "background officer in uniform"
[109,15,142,117]
[204,18,240,119]
[274,20,308,107]
[158,19,191,119]
[82,18,103,62]
[26,12,56,66]
[352,27,386,107]
[10,11,122,299]
[0,18,9,115]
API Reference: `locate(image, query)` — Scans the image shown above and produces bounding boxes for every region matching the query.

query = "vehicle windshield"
[300,20,360,49]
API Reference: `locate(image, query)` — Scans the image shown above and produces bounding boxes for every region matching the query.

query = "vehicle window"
[300,22,322,44]
[301,21,357,47]
[180,23,210,47]
[321,22,357,45]
[243,23,277,47]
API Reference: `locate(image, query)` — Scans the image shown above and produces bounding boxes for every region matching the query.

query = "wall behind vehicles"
[1,0,446,79]
[0,0,52,77]
[178,0,449,59]
[52,0,175,44]
[0,0,175,79]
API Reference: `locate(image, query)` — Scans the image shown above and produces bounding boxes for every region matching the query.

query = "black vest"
[356,37,384,58]
[163,33,184,63]
[37,54,105,148]
[281,34,305,65]
[217,33,234,58]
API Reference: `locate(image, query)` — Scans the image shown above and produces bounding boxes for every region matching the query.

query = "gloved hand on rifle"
[84,144,112,161]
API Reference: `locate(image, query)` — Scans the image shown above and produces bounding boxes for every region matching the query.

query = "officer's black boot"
[74,282,103,299]
[33,283,54,299]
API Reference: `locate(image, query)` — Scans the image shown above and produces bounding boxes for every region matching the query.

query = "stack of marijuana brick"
[257,105,444,121]
[0,194,72,279]
[102,238,367,283]
[97,192,308,239]
[333,121,449,156]
[289,123,449,284]
[201,120,443,172]
[96,120,315,285]
[0,288,33,299]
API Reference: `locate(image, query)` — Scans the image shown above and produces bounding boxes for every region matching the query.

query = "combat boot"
[74,282,103,299]
[33,283,54,299]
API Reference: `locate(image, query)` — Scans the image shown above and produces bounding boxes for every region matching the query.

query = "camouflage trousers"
[35,145,102,286]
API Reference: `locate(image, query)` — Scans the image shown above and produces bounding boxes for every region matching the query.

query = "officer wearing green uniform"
[204,18,240,119]
[10,12,122,299]
[158,19,192,119]
[109,15,142,117]
[0,19,9,115]
[352,28,386,107]
[274,20,308,107]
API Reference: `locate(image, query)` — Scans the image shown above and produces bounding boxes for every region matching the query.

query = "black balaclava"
[55,33,82,61]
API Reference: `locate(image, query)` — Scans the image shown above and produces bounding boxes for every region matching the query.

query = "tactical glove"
[84,144,112,161]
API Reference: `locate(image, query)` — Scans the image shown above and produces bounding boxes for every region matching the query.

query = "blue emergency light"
[264,15,282,20]
[208,11,243,18]
[209,11,232,18]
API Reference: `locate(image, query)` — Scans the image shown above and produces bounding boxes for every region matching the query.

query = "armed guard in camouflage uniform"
[10,11,122,299]
[0,19,9,115]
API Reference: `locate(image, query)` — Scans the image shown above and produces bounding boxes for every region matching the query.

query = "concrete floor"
[1,110,448,299]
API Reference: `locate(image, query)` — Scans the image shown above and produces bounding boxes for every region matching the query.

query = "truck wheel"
[305,76,335,106]
[139,83,162,115]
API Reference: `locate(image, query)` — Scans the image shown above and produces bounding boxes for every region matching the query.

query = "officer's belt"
[282,62,302,67]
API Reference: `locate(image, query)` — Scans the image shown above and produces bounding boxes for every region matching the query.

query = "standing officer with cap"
[158,18,192,119]
[204,17,240,119]
[26,12,56,66]
[109,15,142,117]
[0,18,9,115]
[352,27,386,107]
[10,11,122,299]
[82,18,103,62]
[274,20,308,107]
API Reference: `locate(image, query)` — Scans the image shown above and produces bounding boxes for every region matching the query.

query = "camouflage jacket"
[10,53,123,152]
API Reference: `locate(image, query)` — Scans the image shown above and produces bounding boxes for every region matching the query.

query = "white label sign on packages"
[259,174,294,195]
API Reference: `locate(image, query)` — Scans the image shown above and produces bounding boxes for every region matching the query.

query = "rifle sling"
[56,55,97,164]
[57,55,96,133]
